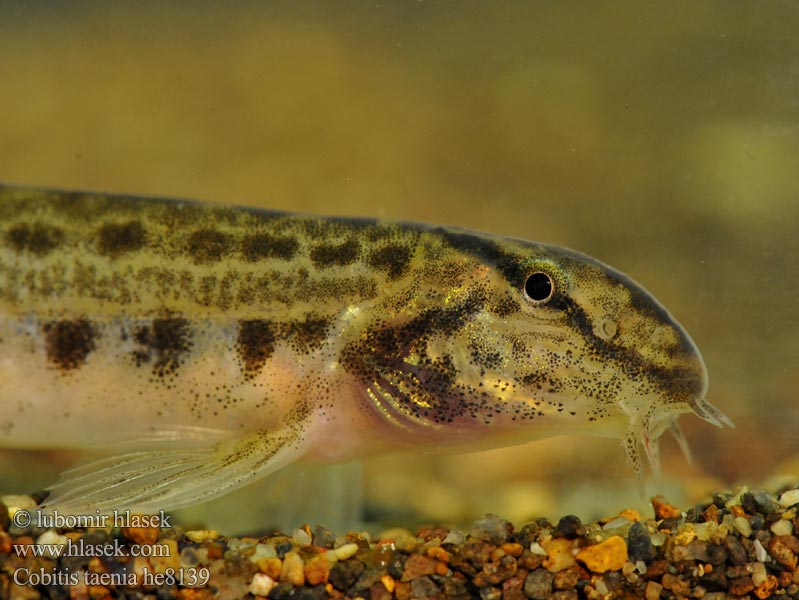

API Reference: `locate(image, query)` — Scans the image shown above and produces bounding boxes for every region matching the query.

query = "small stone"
[471,514,513,544]
[304,554,330,586]
[768,536,799,569]
[751,561,768,586]
[743,490,778,515]
[401,553,437,581]
[474,555,517,586]
[553,567,580,590]
[754,538,768,562]
[312,525,336,549]
[184,530,218,543]
[329,559,365,590]
[551,591,578,600]
[380,575,396,593]
[248,573,276,597]
[409,576,439,600]
[544,538,577,573]
[379,528,420,552]
[369,581,393,600]
[442,529,466,545]
[732,516,753,538]
[755,574,779,599]
[479,586,502,600]
[661,573,691,596]
[779,489,799,508]
[770,519,794,537]
[280,551,305,586]
[524,569,554,600]
[728,575,755,596]
[652,496,681,520]
[555,516,583,539]
[258,557,282,580]
[576,536,628,573]
[725,535,748,565]
[333,542,359,561]
[645,580,662,600]
[627,522,655,563]
[292,527,312,546]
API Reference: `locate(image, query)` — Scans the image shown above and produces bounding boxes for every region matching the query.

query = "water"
[0,1,797,529]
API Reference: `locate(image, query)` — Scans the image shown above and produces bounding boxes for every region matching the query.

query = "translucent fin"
[692,397,735,429]
[669,420,693,464]
[42,427,307,515]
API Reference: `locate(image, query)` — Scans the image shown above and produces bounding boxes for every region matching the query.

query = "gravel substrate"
[2,486,799,599]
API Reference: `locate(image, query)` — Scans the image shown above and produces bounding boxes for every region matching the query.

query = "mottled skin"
[0,185,732,514]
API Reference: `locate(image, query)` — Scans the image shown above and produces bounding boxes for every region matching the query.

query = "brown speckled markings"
[0,184,732,513]
[42,319,96,371]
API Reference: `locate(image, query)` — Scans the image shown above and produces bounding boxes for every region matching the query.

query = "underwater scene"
[0,2,797,599]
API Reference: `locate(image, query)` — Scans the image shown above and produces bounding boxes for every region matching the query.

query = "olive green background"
[0,2,797,528]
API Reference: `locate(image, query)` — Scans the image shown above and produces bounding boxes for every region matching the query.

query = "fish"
[0,184,733,515]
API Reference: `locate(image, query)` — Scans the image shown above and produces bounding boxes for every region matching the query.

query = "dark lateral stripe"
[43,319,96,371]
[438,229,523,283]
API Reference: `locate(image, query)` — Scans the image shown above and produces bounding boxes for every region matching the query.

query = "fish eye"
[524,271,554,303]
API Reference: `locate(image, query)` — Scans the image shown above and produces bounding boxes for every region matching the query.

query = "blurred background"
[0,1,797,532]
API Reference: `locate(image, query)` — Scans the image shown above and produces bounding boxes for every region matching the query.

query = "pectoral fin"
[41,425,307,515]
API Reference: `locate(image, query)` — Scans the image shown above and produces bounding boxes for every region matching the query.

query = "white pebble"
[649,532,667,547]
[753,539,768,563]
[770,519,793,536]
[293,528,312,546]
[334,542,359,560]
[529,542,547,556]
[635,560,647,574]
[779,489,799,508]
[248,573,276,597]
[36,529,67,552]
[249,543,277,563]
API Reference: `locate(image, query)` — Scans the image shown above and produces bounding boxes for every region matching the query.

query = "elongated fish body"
[0,185,732,514]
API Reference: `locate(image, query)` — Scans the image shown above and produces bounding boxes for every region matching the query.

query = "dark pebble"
[269,584,328,600]
[460,539,494,570]
[312,525,336,549]
[555,515,583,539]
[354,565,386,592]
[724,535,748,565]
[699,568,728,592]
[474,555,517,586]
[509,522,544,547]
[479,586,502,600]
[659,517,682,531]
[750,513,766,530]
[385,552,407,579]
[275,540,294,558]
[471,514,513,544]
[410,575,440,600]
[524,568,554,600]
[627,522,656,563]
[436,574,468,596]
[747,489,778,515]
[553,567,581,590]
[329,559,366,590]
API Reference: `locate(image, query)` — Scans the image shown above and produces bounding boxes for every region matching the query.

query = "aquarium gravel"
[2,487,799,599]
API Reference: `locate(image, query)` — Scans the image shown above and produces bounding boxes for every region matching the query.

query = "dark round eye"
[524,271,554,303]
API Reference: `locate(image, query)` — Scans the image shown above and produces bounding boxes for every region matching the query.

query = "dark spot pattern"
[310,238,360,268]
[341,289,487,425]
[6,223,64,256]
[241,233,299,262]
[96,221,147,256]
[186,229,231,264]
[439,229,523,283]
[43,319,96,371]
[132,318,192,377]
[281,315,331,354]
[367,244,413,280]
[237,320,276,377]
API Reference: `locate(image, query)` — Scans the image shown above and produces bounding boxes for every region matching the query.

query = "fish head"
[341,227,732,475]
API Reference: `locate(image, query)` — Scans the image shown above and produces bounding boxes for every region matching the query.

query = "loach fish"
[0,184,733,515]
